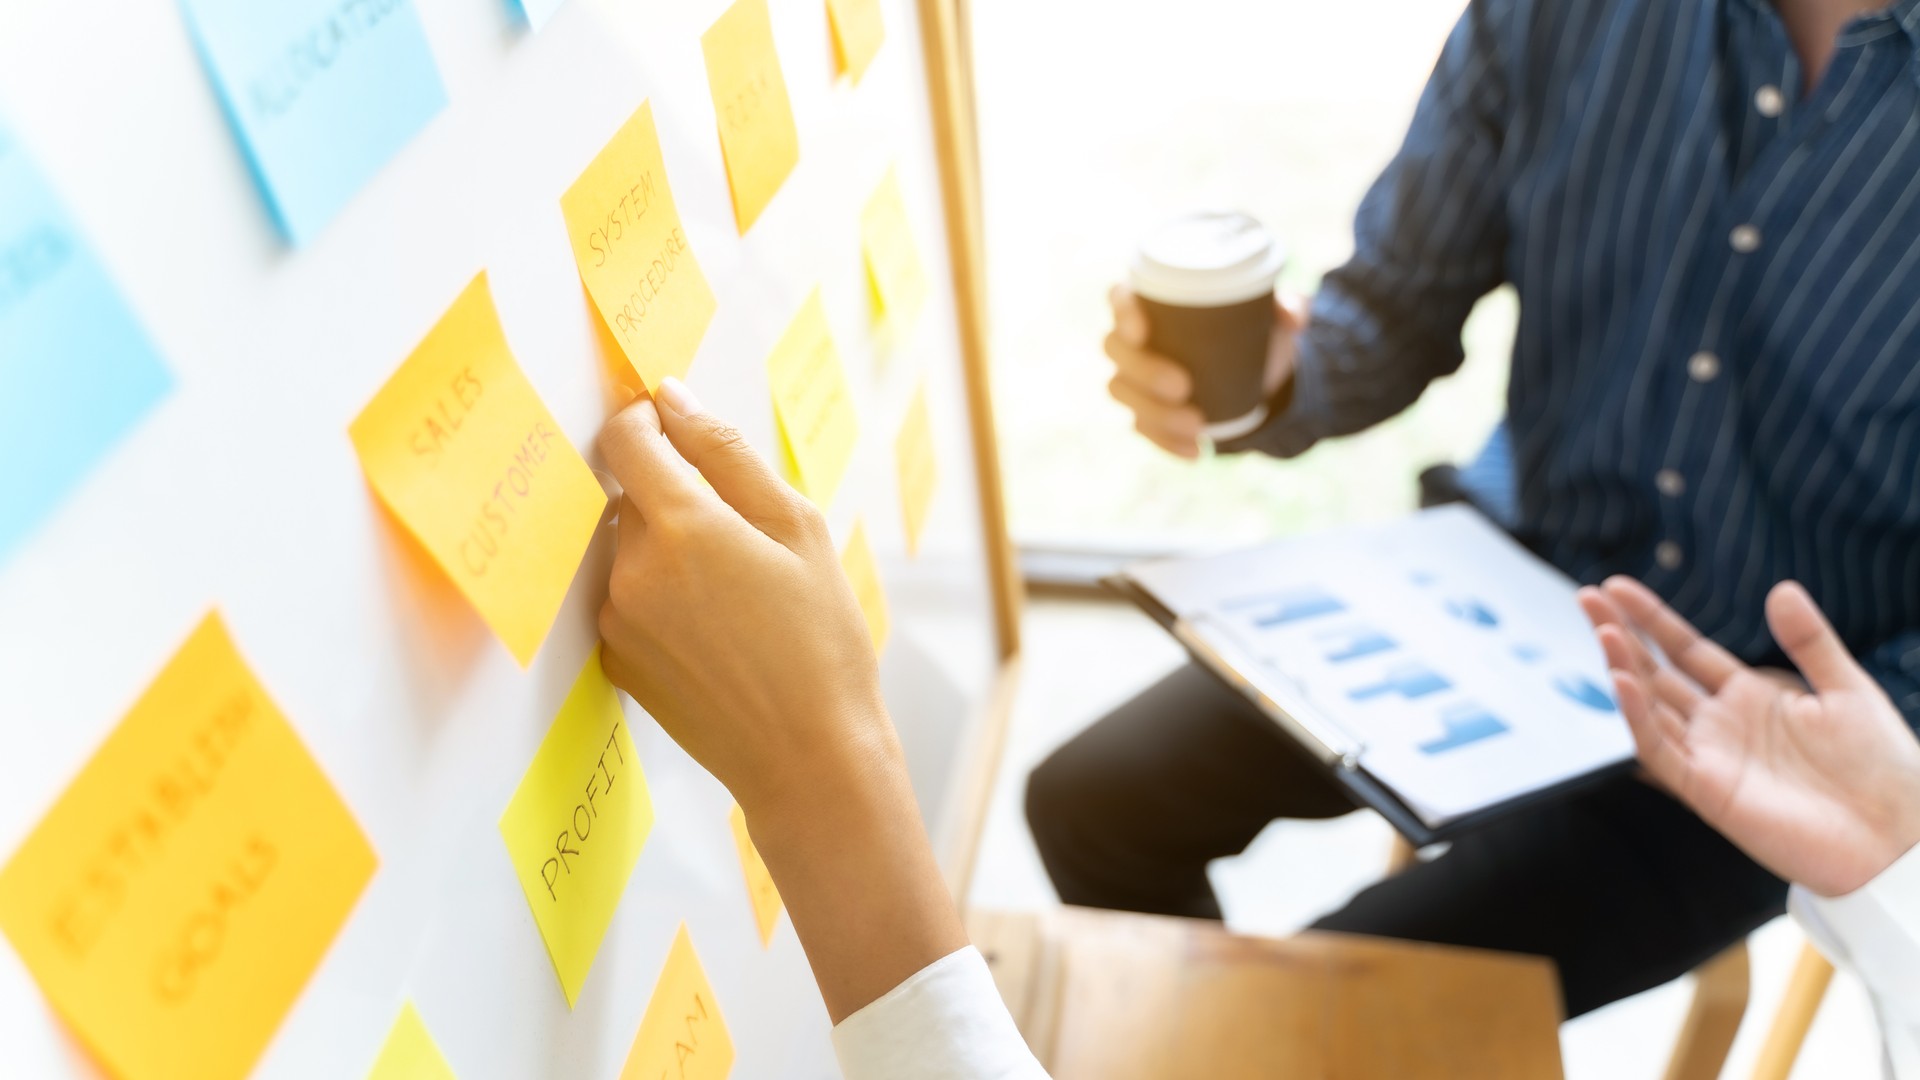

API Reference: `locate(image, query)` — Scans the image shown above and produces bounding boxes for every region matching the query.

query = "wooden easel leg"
[1661,941,1752,1080]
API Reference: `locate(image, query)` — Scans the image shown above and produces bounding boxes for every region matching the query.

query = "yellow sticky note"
[861,167,929,336]
[367,1002,457,1080]
[826,0,885,83]
[767,290,859,506]
[0,613,376,1080]
[894,382,938,557]
[727,804,781,948]
[702,0,800,233]
[562,101,719,392]
[350,273,605,667]
[841,519,891,655]
[620,924,734,1080]
[500,647,653,1008]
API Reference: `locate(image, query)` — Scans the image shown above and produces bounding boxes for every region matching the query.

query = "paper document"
[1123,507,1632,827]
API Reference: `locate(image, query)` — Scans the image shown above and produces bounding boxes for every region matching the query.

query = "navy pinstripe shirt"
[1252,0,1920,724]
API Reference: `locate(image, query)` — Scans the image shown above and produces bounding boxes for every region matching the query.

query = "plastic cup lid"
[1130,210,1286,307]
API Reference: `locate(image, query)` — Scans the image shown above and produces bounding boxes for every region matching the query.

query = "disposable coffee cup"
[1129,211,1287,442]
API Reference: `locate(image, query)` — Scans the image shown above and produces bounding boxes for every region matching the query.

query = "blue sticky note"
[0,120,173,564]
[178,0,447,246]
[513,0,570,30]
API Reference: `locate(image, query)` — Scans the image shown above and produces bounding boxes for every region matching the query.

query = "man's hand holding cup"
[1105,211,1302,458]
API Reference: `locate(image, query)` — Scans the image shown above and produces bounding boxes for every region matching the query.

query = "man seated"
[1028,0,1920,1019]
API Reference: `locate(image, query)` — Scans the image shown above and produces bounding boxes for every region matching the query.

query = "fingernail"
[612,382,637,406]
[657,377,704,417]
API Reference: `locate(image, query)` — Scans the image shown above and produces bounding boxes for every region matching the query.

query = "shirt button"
[1730,224,1763,253]
[1688,350,1722,382]
[1754,85,1785,117]
[1656,469,1686,497]
[1655,541,1685,570]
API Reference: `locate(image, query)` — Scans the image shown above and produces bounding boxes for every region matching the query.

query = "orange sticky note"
[366,1002,457,1080]
[702,0,800,233]
[767,290,859,507]
[499,647,654,1008]
[350,273,605,666]
[619,924,735,1080]
[826,0,885,83]
[727,803,781,948]
[861,167,928,337]
[894,381,937,556]
[562,101,718,392]
[0,613,376,1080]
[841,519,891,655]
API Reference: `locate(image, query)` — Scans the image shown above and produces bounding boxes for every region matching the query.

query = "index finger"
[1602,576,1745,692]
[597,398,701,519]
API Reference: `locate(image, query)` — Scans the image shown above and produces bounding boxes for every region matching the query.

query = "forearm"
[1225,0,1515,460]
[739,721,967,1024]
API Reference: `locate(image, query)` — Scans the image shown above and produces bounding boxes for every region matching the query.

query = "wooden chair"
[971,905,1567,1079]
[1748,943,1837,1080]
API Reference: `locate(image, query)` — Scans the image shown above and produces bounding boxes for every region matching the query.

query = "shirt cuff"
[831,946,1050,1080]
[1790,841,1920,1008]
[1217,342,1335,458]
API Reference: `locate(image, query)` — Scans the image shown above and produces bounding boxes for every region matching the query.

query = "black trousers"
[1025,662,1788,1018]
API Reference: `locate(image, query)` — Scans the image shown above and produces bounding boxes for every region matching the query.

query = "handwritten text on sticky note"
[703,0,800,233]
[894,382,938,557]
[0,613,376,1080]
[0,116,172,565]
[727,804,782,948]
[826,0,886,84]
[841,520,891,656]
[861,167,929,338]
[366,1002,457,1080]
[619,924,734,1080]
[500,647,653,1008]
[767,290,859,507]
[176,0,446,244]
[562,101,718,392]
[350,273,604,666]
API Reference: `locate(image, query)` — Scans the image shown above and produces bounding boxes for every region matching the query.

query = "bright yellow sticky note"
[894,382,938,557]
[767,290,860,506]
[841,519,891,655]
[861,167,929,337]
[0,613,376,1080]
[727,803,782,948]
[367,1002,457,1080]
[619,924,734,1080]
[500,647,654,1008]
[562,101,718,392]
[702,0,800,233]
[350,273,605,667]
[826,0,885,83]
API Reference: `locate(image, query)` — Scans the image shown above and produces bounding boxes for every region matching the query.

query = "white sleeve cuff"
[1791,843,1920,1079]
[832,946,1051,1080]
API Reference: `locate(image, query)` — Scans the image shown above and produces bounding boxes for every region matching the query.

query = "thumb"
[1767,581,1871,694]
[653,377,813,546]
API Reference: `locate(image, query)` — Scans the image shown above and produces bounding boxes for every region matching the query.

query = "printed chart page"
[1127,506,1634,826]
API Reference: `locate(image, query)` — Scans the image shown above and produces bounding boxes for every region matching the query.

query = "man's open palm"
[1580,577,1920,897]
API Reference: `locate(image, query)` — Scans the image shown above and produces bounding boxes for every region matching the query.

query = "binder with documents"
[1106,506,1637,847]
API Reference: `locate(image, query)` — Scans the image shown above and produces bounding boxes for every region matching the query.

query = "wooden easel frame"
[914,0,1027,901]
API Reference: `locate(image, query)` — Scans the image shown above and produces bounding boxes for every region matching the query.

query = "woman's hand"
[594,380,891,821]
[1579,576,1920,897]
[595,378,965,1022]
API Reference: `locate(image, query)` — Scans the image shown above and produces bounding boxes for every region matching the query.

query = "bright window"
[973,0,1514,548]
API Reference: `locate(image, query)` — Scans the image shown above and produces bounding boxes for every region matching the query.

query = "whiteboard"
[0,0,1005,1076]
